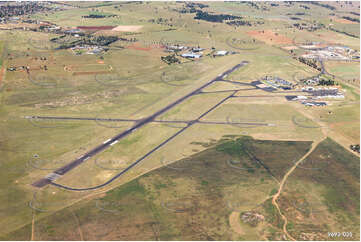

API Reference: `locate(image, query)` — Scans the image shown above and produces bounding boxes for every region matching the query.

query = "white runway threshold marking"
[45,173,62,181]
[103,138,111,144]
[110,140,119,146]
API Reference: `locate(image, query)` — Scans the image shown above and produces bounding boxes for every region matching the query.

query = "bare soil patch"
[229,211,244,235]
[332,17,358,24]
[112,25,143,32]
[247,30,293,45]
[126,42,152,51]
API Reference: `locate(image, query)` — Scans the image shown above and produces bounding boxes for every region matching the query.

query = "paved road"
[32,62,248,189]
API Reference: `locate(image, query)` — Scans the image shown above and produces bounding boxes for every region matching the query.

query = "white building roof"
[181,52,202,58]
[215,50,228,56]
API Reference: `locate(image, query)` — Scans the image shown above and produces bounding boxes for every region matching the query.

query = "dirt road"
[229,211,244,236]
[271,138,324,241]
[31,212,35,241]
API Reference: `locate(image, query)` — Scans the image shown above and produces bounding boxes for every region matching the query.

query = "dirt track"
[31,212,35,241]
[0,60,6,85]
[271,137,325,241]
[229,211,244,236]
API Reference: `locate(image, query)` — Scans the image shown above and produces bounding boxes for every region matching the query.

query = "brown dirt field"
[247,30,293,45]
[331,17,358,24]
[127,43,152,51]
[112,25,143,32]
[229,211,244,235]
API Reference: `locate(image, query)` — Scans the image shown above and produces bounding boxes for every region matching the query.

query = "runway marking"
[110,140,118,146]
[103,139,111,144]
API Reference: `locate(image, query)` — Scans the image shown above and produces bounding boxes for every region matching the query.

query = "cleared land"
[247,30,293,45]
[112,25,143,32]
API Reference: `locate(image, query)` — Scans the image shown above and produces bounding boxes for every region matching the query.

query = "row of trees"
[174,2,208,14]
[302,1,336,10]
[82,14,117,19]
[57,35,119,49]
[194,10,241,23]
[329,27,359,39]
[226,20,253,27]
[342,16,360,23]
[297,57,322,71]
[161,54,180,65]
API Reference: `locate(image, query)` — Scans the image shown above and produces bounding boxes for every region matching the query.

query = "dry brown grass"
[331,17,358,24]
[247,30,293,45]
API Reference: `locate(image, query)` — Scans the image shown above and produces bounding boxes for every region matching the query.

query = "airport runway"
[32,62,248,189]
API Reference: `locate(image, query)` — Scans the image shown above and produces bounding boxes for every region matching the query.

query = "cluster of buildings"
[303,77,320,86]
[165,45,204,58]
[301,45,359,61]
[71,45,104,55]
[302,86,345,99]
[164,44,230,59]
[262,76,293,90]
[0,2,54,21]
[289,95,329,107]
[288,86,345,107]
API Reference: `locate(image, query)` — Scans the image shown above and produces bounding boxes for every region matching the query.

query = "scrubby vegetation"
[297,57,322,71]
[161,54,180,65]
[342,16,360,23]
[194,10,242,23]
[57,35,119,49]
[82,13,117,18]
